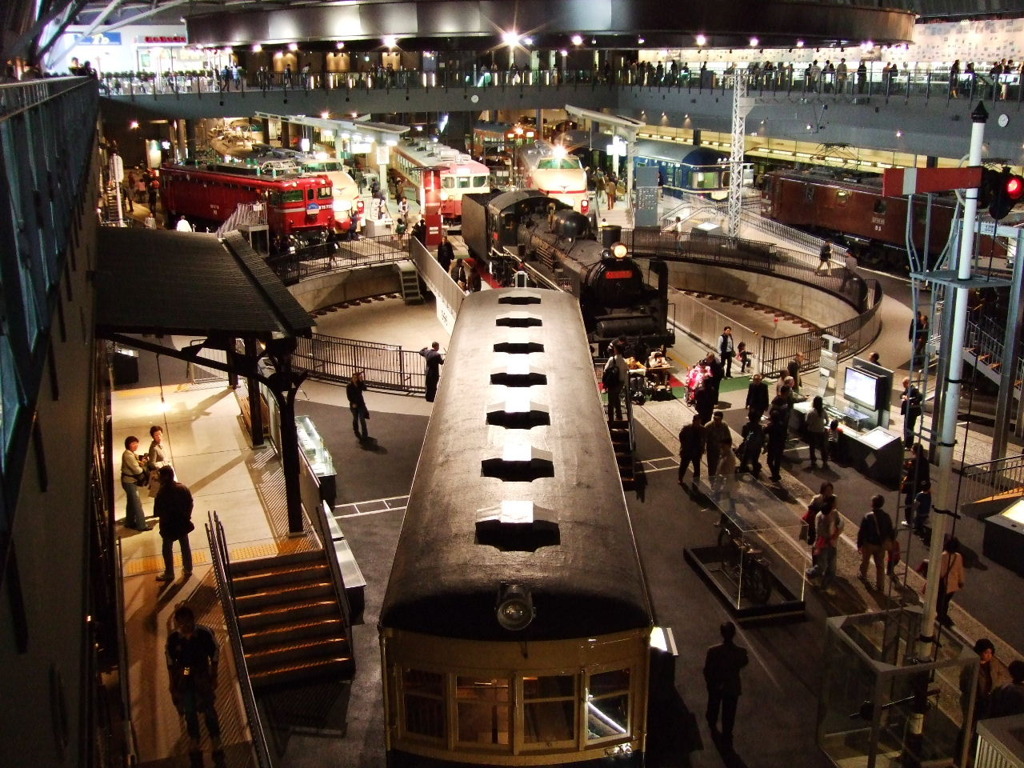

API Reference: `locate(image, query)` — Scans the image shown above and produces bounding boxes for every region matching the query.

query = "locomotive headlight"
[496,583,534,631]
[440,192,449,201]
[611,242,628,260]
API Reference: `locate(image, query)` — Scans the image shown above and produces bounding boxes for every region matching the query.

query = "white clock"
[997,113,1009,128]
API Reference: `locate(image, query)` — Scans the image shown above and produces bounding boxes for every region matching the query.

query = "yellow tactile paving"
[124,535,319,576]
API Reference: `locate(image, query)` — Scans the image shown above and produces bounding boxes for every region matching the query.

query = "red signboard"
[144,36,187,44]
[604,270,633,280]
[882,167,983,197]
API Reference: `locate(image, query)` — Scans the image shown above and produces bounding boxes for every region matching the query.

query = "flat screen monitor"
[844,367,882,412]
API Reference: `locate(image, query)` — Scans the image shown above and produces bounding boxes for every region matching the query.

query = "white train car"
[516,141,590,214]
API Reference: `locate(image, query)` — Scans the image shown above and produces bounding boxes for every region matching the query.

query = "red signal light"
[1007,174,1024,201]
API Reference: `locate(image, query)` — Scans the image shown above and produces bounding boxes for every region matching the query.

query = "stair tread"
[245,636,348,659]
[235,581,334,600]
[249,656,353,679]
[243,617,343,640]
[232,562,329,581]
[238,598,338,620]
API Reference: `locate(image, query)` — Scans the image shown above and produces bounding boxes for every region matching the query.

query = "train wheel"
[741,558,773,604]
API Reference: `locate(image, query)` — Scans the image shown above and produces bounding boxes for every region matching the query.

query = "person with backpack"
[803,482,834,570]
[857,495,895,591]
[603,341,629,423]
[737,412,765,478]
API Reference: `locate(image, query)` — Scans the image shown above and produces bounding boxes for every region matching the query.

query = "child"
[737,341,751,374]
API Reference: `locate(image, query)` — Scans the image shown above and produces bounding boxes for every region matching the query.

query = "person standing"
[812,496,843,592]
[737,341,750,374]
[147,424,168,497]
[806,395,829,468]
[816,242,832,275]
[786,353,804,394]
[745,373,769,422]
[703,621,749,747]
[120,435,150,531]
[718,326,735,378]
[419,342,444,402]
[603,342,629,422]
[988,661,1024,718]
[694,379,716,425]
[704,410,731,476]
[900,377,923,448]
[166,604,225,767]
[677,414,707,488]
[902,443,931,526]
[176,215,193,232]
[856,495,894,591]
[605,177,617,210]
[347,371,370,441]
[154,466,195,583]
[436,234,454,274]
[936,537,965,628]
[764,407,788,483]
[738,412,765,478]
[959,638,995,757]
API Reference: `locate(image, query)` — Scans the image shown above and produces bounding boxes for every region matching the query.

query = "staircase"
[231,549,355,690]
[609,419,637,491]
[397,260,423,304]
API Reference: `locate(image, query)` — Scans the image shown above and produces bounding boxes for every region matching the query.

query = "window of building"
[585,668,631,743]
[401,669,445,740]
[522,674,575,746]
[456,675,511,747]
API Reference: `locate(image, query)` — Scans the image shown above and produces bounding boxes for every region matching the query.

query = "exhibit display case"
[296,415,337,509]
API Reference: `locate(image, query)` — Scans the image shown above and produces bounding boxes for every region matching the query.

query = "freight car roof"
[381,289,653,641]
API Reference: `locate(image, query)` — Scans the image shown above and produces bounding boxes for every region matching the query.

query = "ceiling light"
[695,34,706,46]
[571,35,583,46]
[502,31,520,47]
[335,41,344,50]
[749,37,758,47]
[638,37,645,45]
[796,40,804,48]
[251,44,262,53]
[383,35,397,49]
[288,42,298,52]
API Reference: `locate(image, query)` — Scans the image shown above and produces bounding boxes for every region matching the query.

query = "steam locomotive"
[462,190,674,351]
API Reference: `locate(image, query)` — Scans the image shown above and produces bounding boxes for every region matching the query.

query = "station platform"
[112,214,1022,768]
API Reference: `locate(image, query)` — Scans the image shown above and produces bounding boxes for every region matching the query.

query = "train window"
[585,668,631,743]
[442,176,455,189]
[400,669,445,740]
[457,176,471,189]
[522,675,576,745]
[456,675,511,747]
[282,190,304,203]
[317,186,332,199]
[307,189,314,201]
[473,176,488,188]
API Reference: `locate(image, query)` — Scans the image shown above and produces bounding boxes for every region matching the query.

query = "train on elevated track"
[380,288,661,768]
[462,190,674,353]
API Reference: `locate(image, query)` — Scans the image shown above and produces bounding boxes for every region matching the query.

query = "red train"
[159,161,336,250]
[761,170,1006,272]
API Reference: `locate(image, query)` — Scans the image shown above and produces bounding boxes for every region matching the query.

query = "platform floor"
[113,227,1023,768]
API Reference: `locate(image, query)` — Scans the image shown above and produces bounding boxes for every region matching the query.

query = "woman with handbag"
[937,537,965,628]
[120,435,150,531]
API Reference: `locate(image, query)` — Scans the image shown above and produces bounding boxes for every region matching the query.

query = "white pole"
[916,102,988,656]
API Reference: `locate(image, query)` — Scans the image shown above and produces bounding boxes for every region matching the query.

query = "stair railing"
[114,537,139,765]
[304,499,357,671]
[206,511,274,768]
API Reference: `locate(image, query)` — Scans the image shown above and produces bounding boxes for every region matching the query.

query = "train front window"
[282,190,304,203]
[457,176,471,189]
[523,675,575,746]
[401,669,445,740]
[456,675,511,748]
[317,186,332,199]
[473,175,488,187]
[585,668,631,743]
[442,177,455,189]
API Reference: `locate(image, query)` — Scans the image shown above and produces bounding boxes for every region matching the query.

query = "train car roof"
[483,189,557,214]
[635,139,728,167]
[381,289,652,641]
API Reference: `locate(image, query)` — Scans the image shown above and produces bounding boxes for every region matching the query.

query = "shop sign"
[74,32,122,45]
[143,35,188,44]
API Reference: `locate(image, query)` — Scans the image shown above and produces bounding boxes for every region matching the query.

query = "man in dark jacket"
[900,376,923,448]
[857,495,895,591]
[347,371,370,441]
[678,414,707,488]
[166,604,224,766]
[718,326,735,378]
[745,373,769,421]
[155,465,194,582]
[704,621,749,746]
[436,235,454,273]
[419,342,445,402]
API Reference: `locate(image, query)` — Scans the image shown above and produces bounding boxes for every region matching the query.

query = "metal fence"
[956,454,1024,511]
[267,233,409,284]
[293,334,427,394]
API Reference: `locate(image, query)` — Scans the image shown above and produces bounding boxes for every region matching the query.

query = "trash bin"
[111,346,139,386]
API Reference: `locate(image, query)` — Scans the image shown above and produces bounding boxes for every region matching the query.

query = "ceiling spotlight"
[896,130,903,138]
[335,41,345,50]
[288,42,298,52]
[383,35,397,49]
[638,36,645,44]
[496,583,534,631]
[571,34,583,46]
[749,37,758,47]
[522,36,533,46]
[695,34,707,46]
[321,111,329,119]
[590,38,596,44]
[502,31,521,47]
[796,40,804,48]
[251,44,262,53]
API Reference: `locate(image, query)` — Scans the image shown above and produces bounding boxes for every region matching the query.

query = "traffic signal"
[982,167,1024,220]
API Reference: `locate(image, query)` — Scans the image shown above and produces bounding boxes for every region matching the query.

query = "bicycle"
[716,513,774,604]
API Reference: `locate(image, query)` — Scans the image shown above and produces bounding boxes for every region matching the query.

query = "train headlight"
[611,242,628,260]
[440,192,449,201]
[496,583,534,631]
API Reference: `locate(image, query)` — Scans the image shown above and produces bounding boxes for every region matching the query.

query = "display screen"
[844,367,880,411]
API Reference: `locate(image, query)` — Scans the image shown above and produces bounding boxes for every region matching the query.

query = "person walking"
[901,443,931,526]
[166,604,225,767]
[347,371,370,441]
[154,466,195,582]
[605,177,617,210]
[703,621,749,748]
[988,661,1024,718]
[120,435,150,531]
[958,638,996,757]
[436,234,454,274]
[812,496,843,591]
[900,377,923,448]
[603,341,629,422]
[856,495,895,591]
[816,242,832,275]
[704,410,731,477]
[745,373,769,422]
[764,407,788,483]
[737,412,765,478]
[419,341,444,402]
[803,482,835,573]
[936,537,965,627]
[718,326,735,378]
[678,414,707,488]
[806,395,829,468]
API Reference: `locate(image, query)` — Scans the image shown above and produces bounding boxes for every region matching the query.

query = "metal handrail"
[292,334,426,393]
[114,536,138,765]
[205,512,274,768]
[303,498,356,666]
[956,454,1024,509]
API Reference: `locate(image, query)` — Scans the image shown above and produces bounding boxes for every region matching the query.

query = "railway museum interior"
[4,2,1024,768]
